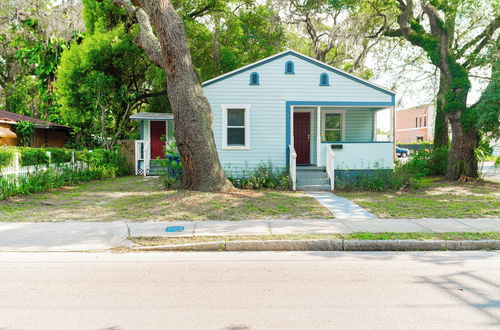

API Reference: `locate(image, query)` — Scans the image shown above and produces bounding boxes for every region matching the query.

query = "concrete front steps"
[296,166,331,191]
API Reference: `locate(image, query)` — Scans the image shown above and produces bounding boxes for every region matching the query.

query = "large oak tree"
[111,0,233,192]
[374,0,499,179]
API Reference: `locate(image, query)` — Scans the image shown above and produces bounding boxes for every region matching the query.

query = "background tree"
[56,1,167,147]
[0,0,83,121]
[281,0,384,78]
[373,0,499,179]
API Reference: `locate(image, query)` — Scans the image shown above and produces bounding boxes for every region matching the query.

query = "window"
[285,61,294,74]
[222,105,251,149]
[423,115,427,127]
[249,72,259,85]
[319,73,329,86]
[416,117,418,127]
[322,111,344,141]
[419,116,422,127]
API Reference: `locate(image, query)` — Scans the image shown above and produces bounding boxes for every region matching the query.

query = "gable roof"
[130,112,174,120]
[0,110,70,130]
[201,50,395,96]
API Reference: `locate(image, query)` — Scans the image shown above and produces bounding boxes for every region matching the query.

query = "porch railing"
[289,144,297,190]
[134,140,150,176]
[325,145,335,190]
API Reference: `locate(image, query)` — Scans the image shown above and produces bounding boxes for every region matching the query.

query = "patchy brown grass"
[337,177,500,218]
[0,176,333,222]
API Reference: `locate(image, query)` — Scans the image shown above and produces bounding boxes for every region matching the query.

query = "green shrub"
[15,121,34,146]
[0,148,131,199]
[75,148,131,176]
[0,147,15,169]
[228,162,291,189]
[163,176,181,189]
[334,167,418,191]
[18,147,50,166]
[45,148,72,163]
[401,147,448,178]
[0,165,113,200]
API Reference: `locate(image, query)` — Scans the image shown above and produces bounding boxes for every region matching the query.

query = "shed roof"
[0,110,70,130]
[201,50,396,96]
[130,112,174,120]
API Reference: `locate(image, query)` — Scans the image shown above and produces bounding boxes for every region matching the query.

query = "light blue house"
[132,50,396,190]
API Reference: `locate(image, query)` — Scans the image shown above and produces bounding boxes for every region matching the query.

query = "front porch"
[288,104,395,190]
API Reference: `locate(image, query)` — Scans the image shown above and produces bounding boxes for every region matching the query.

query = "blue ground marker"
[166,226,184,232]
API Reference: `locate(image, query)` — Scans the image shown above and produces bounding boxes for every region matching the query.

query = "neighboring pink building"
[395,104,435,143]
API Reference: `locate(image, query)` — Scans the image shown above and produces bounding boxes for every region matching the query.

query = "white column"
[390,106,395,142]
[290,105,294,147]
[391,106,395,162]
[316,106,321,167]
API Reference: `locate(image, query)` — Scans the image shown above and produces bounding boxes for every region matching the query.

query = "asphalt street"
[0,251,498,329]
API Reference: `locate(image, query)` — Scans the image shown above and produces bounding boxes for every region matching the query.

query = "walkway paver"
[268,219,352,234]
[410,219,479,233]
[305,191,376,219]
[0,222,129,252]
[454,218,500,232]
[194,220,270,236]
[128,222,195,238]
[339,218,430,233]
[0,219,498,251]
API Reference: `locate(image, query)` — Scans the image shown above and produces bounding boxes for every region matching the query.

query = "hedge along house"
[131,50,396,190]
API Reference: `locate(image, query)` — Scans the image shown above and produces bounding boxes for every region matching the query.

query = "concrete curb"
[130,239,500,252]
[133,241,225,251]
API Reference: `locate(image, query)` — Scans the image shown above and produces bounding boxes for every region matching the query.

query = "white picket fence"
[0,152,87,181]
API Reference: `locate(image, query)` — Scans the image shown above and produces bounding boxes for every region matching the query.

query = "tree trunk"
[433,73,449,147]
[446,110,479,180]
[140,0,233,192]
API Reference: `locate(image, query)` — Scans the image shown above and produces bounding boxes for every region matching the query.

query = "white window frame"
[222,104,251,150]
[321,109,346,142]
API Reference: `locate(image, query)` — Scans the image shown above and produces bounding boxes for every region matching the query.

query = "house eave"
[130,112,174,121]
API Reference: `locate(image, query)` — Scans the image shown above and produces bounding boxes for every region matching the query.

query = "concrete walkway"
[305,191,376,219]
[0,222,130,252]
[0,219,498,251]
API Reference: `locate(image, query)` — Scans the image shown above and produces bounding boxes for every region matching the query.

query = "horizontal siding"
[203,54,391,172]
[345,109,374,141]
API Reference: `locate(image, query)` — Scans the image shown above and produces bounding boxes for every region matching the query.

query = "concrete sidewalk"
[0,218,498,251]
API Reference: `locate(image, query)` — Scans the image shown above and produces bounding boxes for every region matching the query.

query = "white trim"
[221,104,251,150]
[317,107,321,166]
[321,109,346,142]
[292,108,315,164]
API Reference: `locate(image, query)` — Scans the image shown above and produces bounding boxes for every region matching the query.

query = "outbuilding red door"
[293,112,311,164]
[150,121,166,159]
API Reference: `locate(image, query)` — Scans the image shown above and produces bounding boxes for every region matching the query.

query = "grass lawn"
[337,177,500,218]
[130,231,500,246]
[0,176,333,222]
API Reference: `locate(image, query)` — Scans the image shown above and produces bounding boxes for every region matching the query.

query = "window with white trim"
[222,105,250,149]
[322,111,344,141]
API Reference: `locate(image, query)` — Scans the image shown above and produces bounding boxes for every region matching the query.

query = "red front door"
[293,112,311,164]
[150,121,166,159]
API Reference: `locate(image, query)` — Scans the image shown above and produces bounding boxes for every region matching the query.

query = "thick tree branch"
[111,0,164,69]
[458,17,500,59]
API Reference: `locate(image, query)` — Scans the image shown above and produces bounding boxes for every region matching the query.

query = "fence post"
[14,152,20,179]
[71,151,75,170]
[46,151,51,165]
